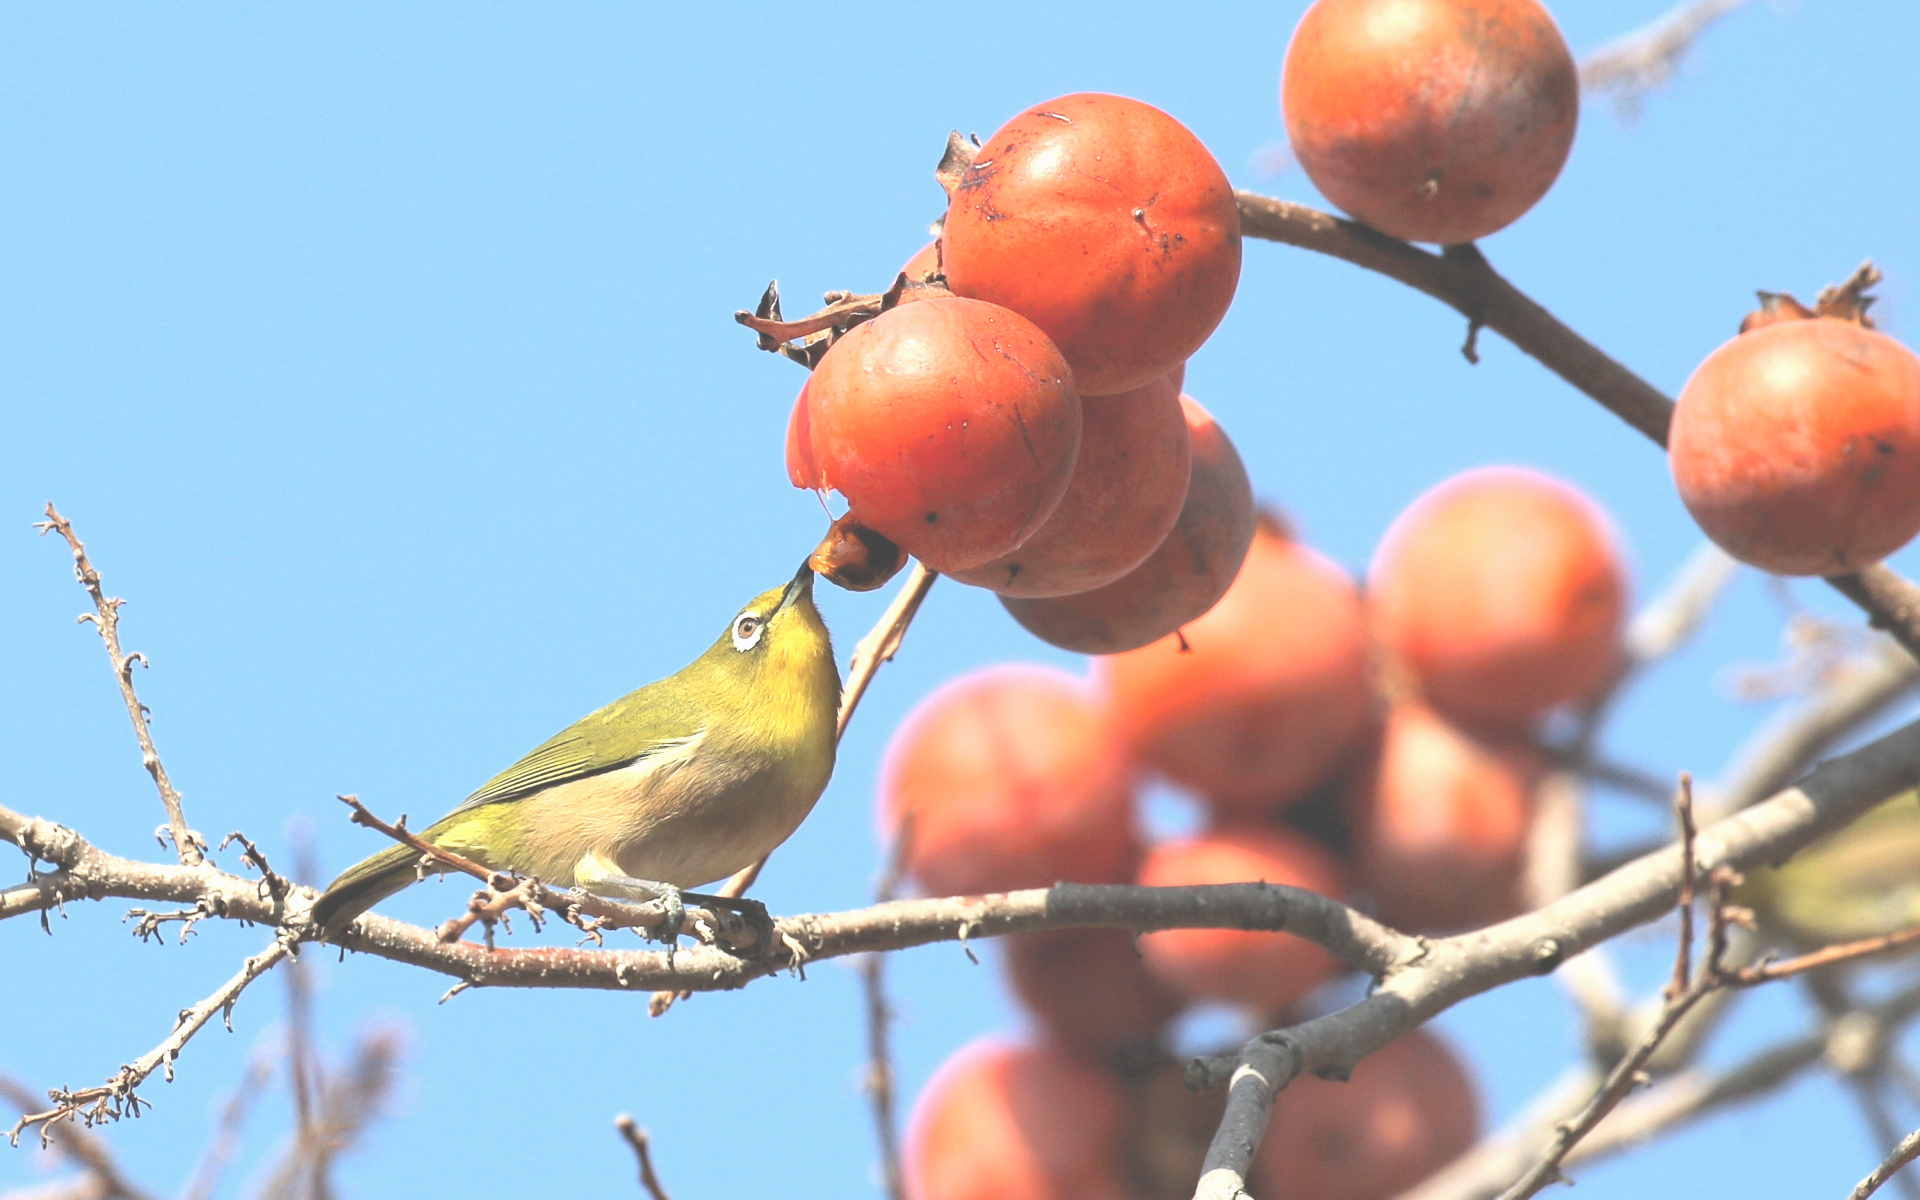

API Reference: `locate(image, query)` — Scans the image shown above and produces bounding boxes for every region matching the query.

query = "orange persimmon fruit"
[943,93,1241,396]
[1369,466,1626,734]
[1003,396,1254,654]
[1350,701,1544,933]
[951,370,1191,598]
[1282,0,1578,244]
[1671,316,1920,575]
[878,665,1139,897]
[1136,827,1346,1013]
[904,1038,1133,1200]
[793,296,1080,573]
[1098,520,1373,816]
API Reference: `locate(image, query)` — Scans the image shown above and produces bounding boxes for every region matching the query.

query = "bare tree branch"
[615,1115,672,1200]
[1181,715,1920,1200]
[860,820,914,1200]
[176,1056,272,1200]
[1498,780,1741,1200]
[6,940,291,1146]
[0,1077,156,1200]
[1708,640,1920,821]
[1624,543,1741,667]
[34,505,202,866]
[1412,979,1920,1199]
[1855,1127,1920,1200]
[1580,0,1758,120]
[10,713,1920,1010]
[7,710,1920,1196]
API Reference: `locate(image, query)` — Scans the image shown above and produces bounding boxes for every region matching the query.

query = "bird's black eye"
[731,613,764,652]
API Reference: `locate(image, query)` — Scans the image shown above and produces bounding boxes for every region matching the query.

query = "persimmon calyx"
[1739,261,1883,333]
[734,274,954,369]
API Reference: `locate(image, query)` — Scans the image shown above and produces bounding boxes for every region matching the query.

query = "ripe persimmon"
[879,665,1139,897]
[904,1039,1133,1200]
[1003,396,1254,654]
[1350,701,1543,933]
[951,370,1191,597]
[943,93,1241,396]
[1369,467,1626,734]
[1136,827,1346,1013]
[1098,521,1372,815]
[794,297,1080,573]
[1002,929,1186,1058]
[1282,0,1578,244]
[1250,1027,1479,1200]
[1671,317,1920,575]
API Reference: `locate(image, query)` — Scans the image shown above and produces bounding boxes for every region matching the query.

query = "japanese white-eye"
[312,564,840,939]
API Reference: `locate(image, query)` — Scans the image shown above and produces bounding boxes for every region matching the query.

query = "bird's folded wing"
[447,681,709,814]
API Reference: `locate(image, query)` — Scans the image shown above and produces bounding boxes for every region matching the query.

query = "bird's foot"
[682,891,776,959]
[576,875,687,946]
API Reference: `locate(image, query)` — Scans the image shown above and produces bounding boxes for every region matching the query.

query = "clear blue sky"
[4,3,1919,1197]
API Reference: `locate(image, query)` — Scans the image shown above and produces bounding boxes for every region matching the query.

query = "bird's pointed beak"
[775,561,815,613]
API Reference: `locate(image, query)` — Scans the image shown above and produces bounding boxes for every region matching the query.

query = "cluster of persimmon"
[880,465,1627,1200]
[760,0,1920,1196]
[785,88,1251,652]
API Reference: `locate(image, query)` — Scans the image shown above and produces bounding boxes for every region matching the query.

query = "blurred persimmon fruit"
[1369,466,1626,735]
[878,665,1139,897]
[904,1038,1134,1200]
[1136,826,1347,1014]
[1001,929,1187,1059]
[1249,1026,1480,1200]
[1099,518,1373,816]
[1350,701,1544,933]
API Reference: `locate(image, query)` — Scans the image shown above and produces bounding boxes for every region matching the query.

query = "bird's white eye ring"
[732,613,764,652]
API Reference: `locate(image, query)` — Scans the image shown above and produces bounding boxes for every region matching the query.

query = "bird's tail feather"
[311,842,425,939]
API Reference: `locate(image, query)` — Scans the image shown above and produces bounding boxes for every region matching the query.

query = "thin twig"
[1850,1079,1920,1200]
[34,505,202,866]
[7,939,291,1146]
[615,1115,672,1200]
[1854,1127,1920,1200]
[0,1075,158,1200]
[1579,0,1757,120]
[176,1055,273,1200]
[836,561,939,741]
[1732,925,1920,985]
[861,818,914,1200]
[1497,779,1738,1200]
[1669,775,1698,1004]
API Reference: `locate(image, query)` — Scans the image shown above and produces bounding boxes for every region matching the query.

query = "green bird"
[311,564,840,940]
[1740,788,1920,949]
